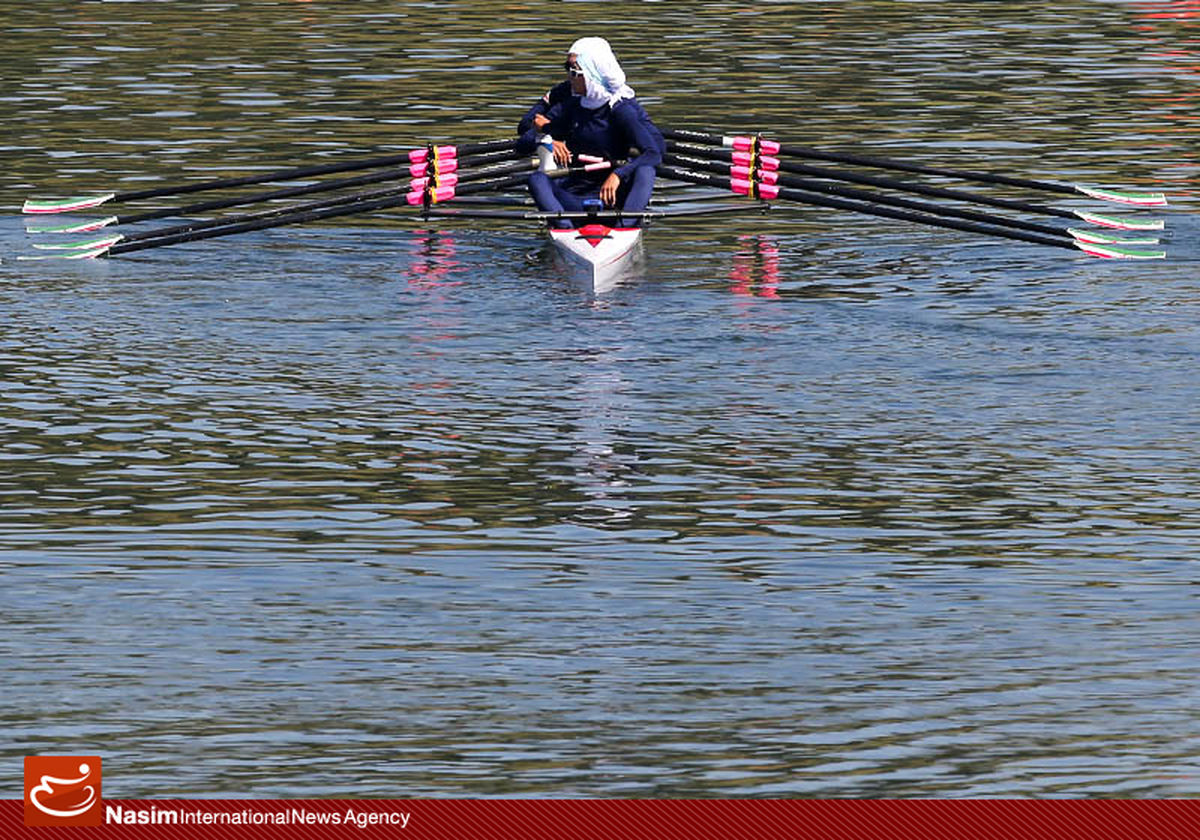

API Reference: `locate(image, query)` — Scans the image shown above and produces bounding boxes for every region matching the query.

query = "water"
[3,1,1199,797]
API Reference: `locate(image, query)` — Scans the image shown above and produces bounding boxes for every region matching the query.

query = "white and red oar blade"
[26,216,119,234]
[1075,185,1168,207]
[22,193,117,214]
[17,245,111,261]
[1074,211,1164,231]
[1073,240,1166,260]
[1066,228,1160,246]
[32,234,123,252]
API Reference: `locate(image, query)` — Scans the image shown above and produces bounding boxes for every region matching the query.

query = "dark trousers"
[529,166,656,228]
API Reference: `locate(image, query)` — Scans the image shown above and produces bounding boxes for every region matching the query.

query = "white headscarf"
[568,37,636,110]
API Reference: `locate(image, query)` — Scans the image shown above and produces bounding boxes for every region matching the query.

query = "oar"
[659,164,1165,260]
[416,204,763,222]
[20,172,535,261]
[661,128,1168,207]
[26,148,524,234]
[665,141,1163,232]
[21,138,519,214]
[424,195,534,207]
[31,158,541,253]
[662,152,1159,247]
[24,163,619,260]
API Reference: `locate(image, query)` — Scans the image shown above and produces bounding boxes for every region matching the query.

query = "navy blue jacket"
[516,94,664,183]
[517,81,574,136]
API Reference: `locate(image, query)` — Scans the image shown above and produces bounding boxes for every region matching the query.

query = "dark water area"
[2,1,1199,797]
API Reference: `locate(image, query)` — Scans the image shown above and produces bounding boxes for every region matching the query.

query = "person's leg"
[617,166,656,227]
[529,172,562,211]
[530,173,590,229]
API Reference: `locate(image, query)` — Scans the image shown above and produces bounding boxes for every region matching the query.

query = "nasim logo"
[24,756,103,827]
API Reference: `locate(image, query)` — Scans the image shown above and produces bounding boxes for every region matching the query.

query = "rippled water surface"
[3,1,1200,797]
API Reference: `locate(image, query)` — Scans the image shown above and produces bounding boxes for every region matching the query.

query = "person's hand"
[600,173,621,207]
[533,113,551,131]
[553,140,571,167]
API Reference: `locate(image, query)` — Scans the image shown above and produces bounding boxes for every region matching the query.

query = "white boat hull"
[548,224,643,291]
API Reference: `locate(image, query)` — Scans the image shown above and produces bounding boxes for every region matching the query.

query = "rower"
[516,37,664,229]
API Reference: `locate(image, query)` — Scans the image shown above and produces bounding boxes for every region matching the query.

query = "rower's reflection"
[729,234,780,299]
[560,350,640,526]
[405,230,462,288]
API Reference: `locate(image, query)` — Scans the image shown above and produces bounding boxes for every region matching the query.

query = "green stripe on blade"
[1066,228,1159,246]
[26,216,118,234]
[32,234,123,251]
[1075,186,1168,207]
[17,246,111,261]
[21,193,117,214]
[1074,211,1164,231]
[1073,241,1166,260]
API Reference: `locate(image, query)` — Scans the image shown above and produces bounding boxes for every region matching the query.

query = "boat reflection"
[729,234,780,299]
[404,230,462,289]
[551,228,646,296]
[558,350,640,526]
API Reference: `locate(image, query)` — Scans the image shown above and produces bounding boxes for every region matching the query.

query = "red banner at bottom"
[4,798,1200,839]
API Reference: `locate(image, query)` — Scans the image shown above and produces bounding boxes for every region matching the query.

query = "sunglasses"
[564,60,585,78]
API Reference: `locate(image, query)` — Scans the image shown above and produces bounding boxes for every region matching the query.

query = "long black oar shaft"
[666,142,1084,222]
[106,195,415,255]
[109,138,517,202]
[105,148,523,226]
[662,152,1073,239]
[102,172,535,256]
[417,204,759,221]
[26,138,518,209]
[104,160,537,248]
[663,128,1114,197]
[659,165,1076,251]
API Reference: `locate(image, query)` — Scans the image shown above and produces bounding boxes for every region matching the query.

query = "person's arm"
[517,91,552,135]
[516,80,574,135]
[515,100,568,155]
[611,102,662,181]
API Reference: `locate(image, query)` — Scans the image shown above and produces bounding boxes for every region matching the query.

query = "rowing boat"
[534,138,643,289]
[547,223,643,290]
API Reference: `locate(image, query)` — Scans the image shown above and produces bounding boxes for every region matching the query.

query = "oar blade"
[1066,228,1160,246]
[31,234,124,252]
[1075,185,1168,207]
[1074,211,1164,231]
[22,193,117,214]
[1073,240,1166,260]
[26,216,119,234]
[17,245,111,261]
